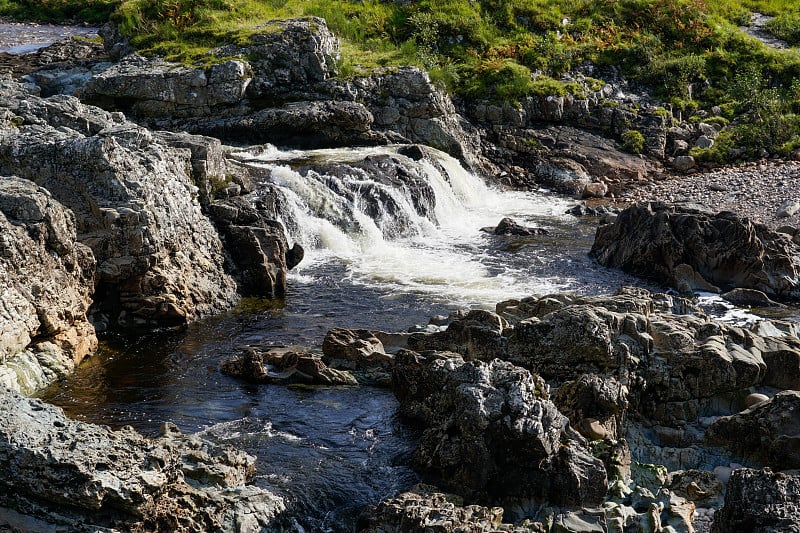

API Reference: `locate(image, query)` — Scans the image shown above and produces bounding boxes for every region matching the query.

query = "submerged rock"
[220,346,357,386]
[486,217,549,236]
[591,202,800,300]
[0,387,285,531]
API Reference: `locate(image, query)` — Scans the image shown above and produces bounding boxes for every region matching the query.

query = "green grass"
[1,0,799,160]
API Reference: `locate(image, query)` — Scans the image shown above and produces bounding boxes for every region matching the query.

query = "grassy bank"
[2,0,799,158]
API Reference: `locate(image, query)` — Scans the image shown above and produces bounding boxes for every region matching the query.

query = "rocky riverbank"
[0,15,799,533]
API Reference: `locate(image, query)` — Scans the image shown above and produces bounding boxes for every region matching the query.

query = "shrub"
[621,129,646,154]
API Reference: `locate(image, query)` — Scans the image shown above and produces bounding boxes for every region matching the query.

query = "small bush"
[621,129,646,154]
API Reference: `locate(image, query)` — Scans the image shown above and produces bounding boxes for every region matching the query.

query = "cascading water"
[42,144,653,531]
[233,144,583,306]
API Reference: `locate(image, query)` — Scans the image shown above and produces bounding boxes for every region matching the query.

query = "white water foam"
[237,145,577,306]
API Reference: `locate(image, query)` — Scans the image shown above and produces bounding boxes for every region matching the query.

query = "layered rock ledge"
[0,387,285,532]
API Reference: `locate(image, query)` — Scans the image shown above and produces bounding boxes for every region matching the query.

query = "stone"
[0,77,240,329]
[582,181,609,199]
[721,288,785,308]
[776,199,800,218]
[706,391,800,469]
[695,135,714,149]
[711,468,800,533]
[744,392,769,407]
[672,139,690,155]
[552,374,628,441]
[407,309,508,360]
[0,176,96,393]
[220,346,357,385]
[0,387,285,531]
[591,203,800,301]
[672,155,696,172]
[392,352,607,508]
[322,328,391,369]
[357,486,510,533]
[490,217,548,236]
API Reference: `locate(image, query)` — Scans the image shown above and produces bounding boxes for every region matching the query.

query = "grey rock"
[695,135,714,149]
[392,352,607,508]
[706,391,800,468]
[0,387,285,531]
[711,468,800,533]
[721,288,785,308]
[672,155,696,172]
[0,176,95,393]
[357,486,511,533]
[777,199,800,218]
[322,328,391,369]
[407,309,509,360]
[591,203,800,301]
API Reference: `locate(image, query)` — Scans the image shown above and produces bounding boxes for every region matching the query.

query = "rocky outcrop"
[407,310,509,360]
[706,391,800,469]
[711,468,800,533]
[0,387,285,532]
[220,346,357,385]
[392,351,607,509]
[0,77,240,329]
[590,202,800,300]
[357,486,515,533]
[0,177,96,393]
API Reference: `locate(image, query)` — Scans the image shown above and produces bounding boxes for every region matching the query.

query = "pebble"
[620,161,800,230]
[744,392,770,408]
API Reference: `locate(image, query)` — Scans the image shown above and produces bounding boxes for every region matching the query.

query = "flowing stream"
[41,145,658,530]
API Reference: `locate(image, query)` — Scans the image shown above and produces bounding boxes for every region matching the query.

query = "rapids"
[42,145,656,531]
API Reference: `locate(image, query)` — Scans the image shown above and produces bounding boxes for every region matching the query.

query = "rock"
[669,470,725,508]
[392,352,607,508]
[776,199,800,218]
[672,155,696,172]
[698,122,718,139]
[744,392,769,407]
[721,288,785,308]
[490,217,548,236]
[706,391,800,469]
[695,135,714,149]
[582,181,609,198]
[357,486,510,533]
[672,139,690,155]
[591,203,800,301]
[407,309,509,360]
[673,263,720,294]
[322,328,391,369]
[220,346,357,385]
[0,176,96,393]
[0,78,240,329]
[0,387,285,531]
[552,374,628,441]
[711,468,800,533]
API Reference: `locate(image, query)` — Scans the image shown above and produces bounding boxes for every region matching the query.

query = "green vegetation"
[2,0,799,160]
[621,130,646,154]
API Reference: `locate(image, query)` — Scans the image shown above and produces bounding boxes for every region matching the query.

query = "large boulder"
[711,468,800,533]
[591,202,800,300]
[0,177,96,393]
[392,352,607,509]
[0,387,285,531]
[0,78,240,329]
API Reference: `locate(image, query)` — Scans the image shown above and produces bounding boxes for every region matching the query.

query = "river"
[37,144,667,530]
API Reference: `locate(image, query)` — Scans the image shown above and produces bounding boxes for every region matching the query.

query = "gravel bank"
[619,160,800,230]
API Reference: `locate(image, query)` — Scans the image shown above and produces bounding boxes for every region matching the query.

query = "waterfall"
[233,145,577,305]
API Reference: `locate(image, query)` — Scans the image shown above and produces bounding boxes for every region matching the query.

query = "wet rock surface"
[220,346,357,386]
[0,387,285,532]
